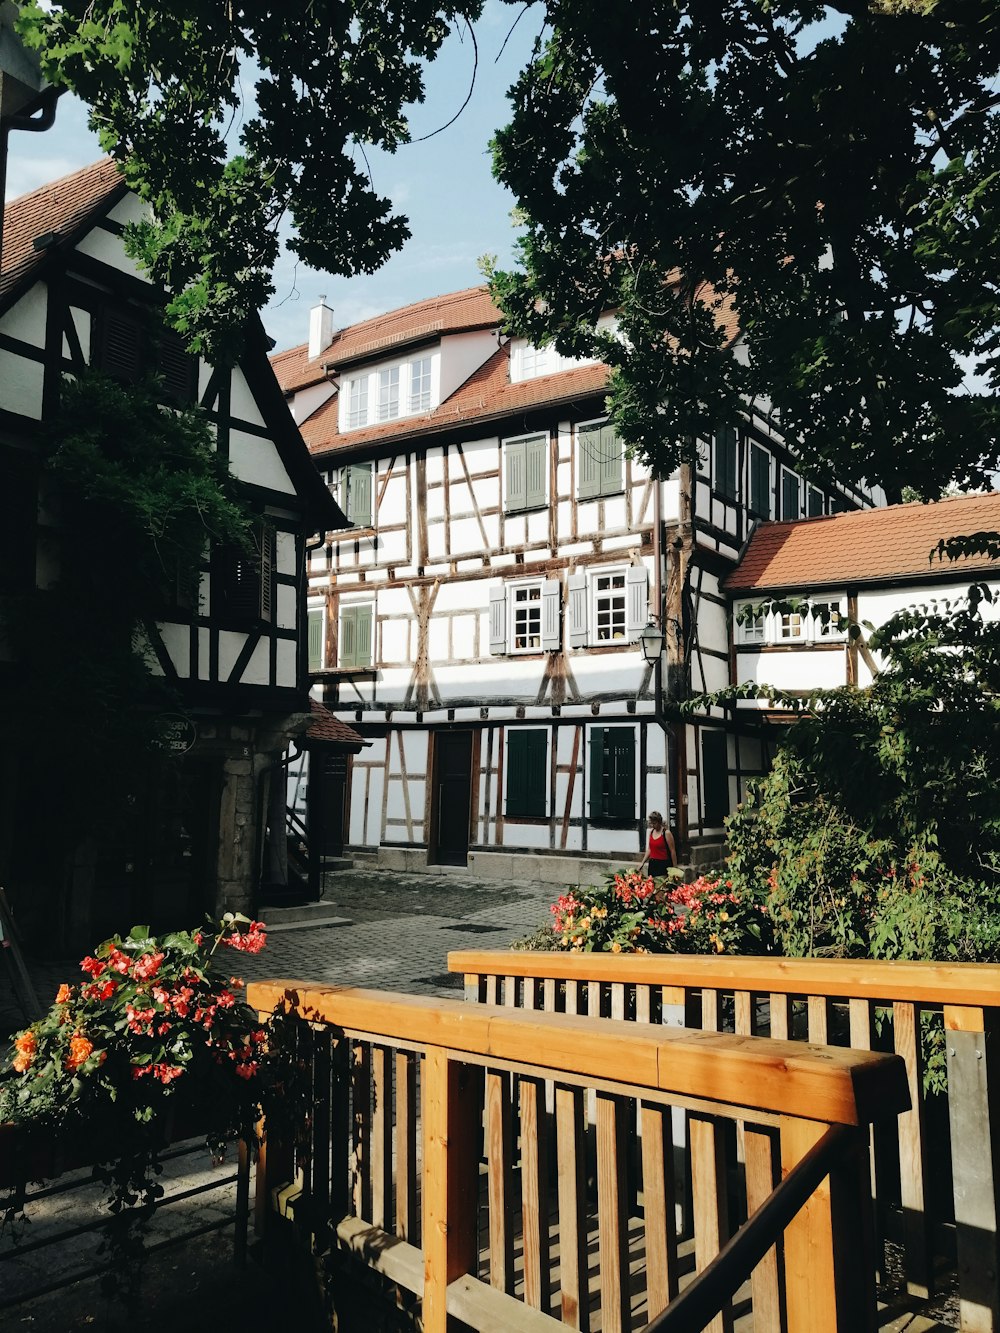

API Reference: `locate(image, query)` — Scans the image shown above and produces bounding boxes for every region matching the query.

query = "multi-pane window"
[346,376,368,429]
[377,366,400,422]
[594,571,627,642]
[410,357,432,412]
[714,425,738,500]
[779,611,804,640]
[589,726,635,820]
[506,729,547,817]
[811,601,843,637]
[741,612,765,644]
[511,584,543,652]
[578,421,623,499]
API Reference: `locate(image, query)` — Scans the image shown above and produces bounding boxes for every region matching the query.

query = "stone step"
[257,901,353,929]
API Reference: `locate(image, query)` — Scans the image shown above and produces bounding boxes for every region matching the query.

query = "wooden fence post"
[945,1005,1000,1333]
[780,1117,876,1333]
[422,1049,483,1333]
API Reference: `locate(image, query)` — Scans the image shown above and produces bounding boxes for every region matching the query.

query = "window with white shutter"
[577,421,622,499]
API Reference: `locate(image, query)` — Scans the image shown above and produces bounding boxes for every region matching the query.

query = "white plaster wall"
[276,531,296,577]
[228,429,296,493]
[242,637,272,686]
[569,652,648,698]
[157,621,191,678]
[217,630,249,682]
[106,195,148,228]
[75,227,146,281]
[230,367,268,427]
[1,286,46,346]
[0,350,43,418]
[276,585,296,631]
[289,380,335,424]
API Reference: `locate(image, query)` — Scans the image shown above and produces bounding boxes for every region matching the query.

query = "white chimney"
[308,296,334,360]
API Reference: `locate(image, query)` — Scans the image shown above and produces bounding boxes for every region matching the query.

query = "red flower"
[132,951,165,981]
[221,922,267,955]
[80,956,105,978]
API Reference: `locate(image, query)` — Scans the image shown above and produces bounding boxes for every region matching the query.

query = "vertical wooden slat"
[636,984,652,1025]
[743,1126,784,1333]
[311,1028,332,1252]
[610,982,626,1022]
[893,1000,931,1298]
[944,1003,1000,1333]
[565,979,580,1016]
[351,1040,372,1221]
[556,1085,591,1332]
[485,974,499,1005]
[524,976,538,1011]
[588,979,602,1019]
[781,1116,877,1333]
[543,976,557,1013]
[701,988,722,1032]
[641,1103,679,1317]
[486,1070,515,1292]
[330,1036,351,1220]
[464,972,483,1004]
[395,1049,418,1242]
[596,1093,631,1333]
[422,1052,483,1333]
[521,1076,552,1313]
[505,974,518,1008]
[808,994,832,1045]
[849,997,883,1275]
[770,993,791,1040]
[690,1114,733,1333]
[371,1044,393,1230]
[734,990,755,1037]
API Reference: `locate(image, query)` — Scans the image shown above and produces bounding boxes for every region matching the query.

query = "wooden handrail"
[247,979,909,1127]
[448,949,1000,1006]
[645,1124,852,1332]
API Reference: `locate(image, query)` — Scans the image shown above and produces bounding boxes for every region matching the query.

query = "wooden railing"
[247,978,908,1333]
[451,951,1000,1333]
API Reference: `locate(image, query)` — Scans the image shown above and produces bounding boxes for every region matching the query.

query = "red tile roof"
[725,491,1000,593]
[1,158,125,300]
[297,344,611,456]
[307,699,369,747]
[271,285,502,394]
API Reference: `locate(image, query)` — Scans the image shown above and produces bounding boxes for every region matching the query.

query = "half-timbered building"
[272,286,882,882]
[0,160,344,946]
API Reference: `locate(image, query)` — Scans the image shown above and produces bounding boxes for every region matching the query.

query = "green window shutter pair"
[578,423,622,499]
[807,487,824,517]
[307,609,324,671]
[589,726,635,820]
[702,730,730,826]
[339,604,373,669]
[506,435,547,512]
[749,444,771,518]
[714,426,738,499]
[341,464,373,527]
[506,730,547,817]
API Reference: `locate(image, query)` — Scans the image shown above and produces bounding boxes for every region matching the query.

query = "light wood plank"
[641,1103,679,1316]
[520,1077,552,1312]
[351,1040,372,1221]
[702,988,722,1032]
[690,1113,733,1333]
[893,1001,931,1298]
[371,1044,393,1230]
[543,976,557,1013]
[808,994,831,1045]
[744,1126,783,1333]
[769,993,790,1041]
[635,984,651,1025]
[486,1070,515,1292]
[596,1093,630,1333]
[555,1085,590,1332]
[395,1050,418,1242]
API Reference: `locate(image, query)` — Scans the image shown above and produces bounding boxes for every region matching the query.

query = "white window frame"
[377,365,400,422]
[409,356,432,413]
[592,566,629,645]
[778,610,805,641]
[509,579,545,654]
[739,610,766,644]
[809,599,845,641]
[340,352,440,432]
[346,375,368,429]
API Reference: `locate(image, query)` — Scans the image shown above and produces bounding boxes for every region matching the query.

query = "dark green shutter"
[506,440,526,512]
[702,730,730,826]
[589,726,634,820]
[715,426,738,499]
[599,424,622,496]
[781,471,800,520]
[578,425,601,498]
[589,727,606,815]
[355,604,373,667]
[507,730,547,816]
[308,610,324,671]
[525,435,547,508]
[750,445,771,518]
[808,487,824,517]
[346,464,373,527]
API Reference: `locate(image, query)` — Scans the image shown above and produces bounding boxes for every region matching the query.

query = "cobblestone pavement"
[0,866,558,1330]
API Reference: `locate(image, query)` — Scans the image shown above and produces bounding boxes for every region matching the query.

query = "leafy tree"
[704,587,1000,961]
[17,0,483,361]
[487,0,1000,497]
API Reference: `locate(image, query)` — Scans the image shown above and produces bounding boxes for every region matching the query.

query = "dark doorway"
[433,731,472,867]
[309,750,349,860]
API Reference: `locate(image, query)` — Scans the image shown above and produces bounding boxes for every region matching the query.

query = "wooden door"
[312,750,348,859]
[433,731,472,867]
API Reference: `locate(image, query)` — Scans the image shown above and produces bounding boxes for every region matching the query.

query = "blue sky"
[3,1,542,353]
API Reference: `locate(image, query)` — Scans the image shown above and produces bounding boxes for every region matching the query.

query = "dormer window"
[340,352,439,431]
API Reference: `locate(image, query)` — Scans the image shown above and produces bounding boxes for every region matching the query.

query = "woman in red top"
[638,811,677,879]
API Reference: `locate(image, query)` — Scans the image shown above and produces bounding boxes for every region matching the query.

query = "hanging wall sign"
[154,713,198,755]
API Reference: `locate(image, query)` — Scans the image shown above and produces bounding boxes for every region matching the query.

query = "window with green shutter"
[307,609,324,672]
[714,426,738,499]
[506,729,547,817]
[339,604,373,669]
[505,434,547,512]
[780,470,800,520]
[807,486,824,517]
[589,726,635,821]
[578,422,622,499]
[341,463,373,527]
[749,444,771,518]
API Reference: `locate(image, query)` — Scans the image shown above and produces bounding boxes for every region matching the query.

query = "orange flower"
[12,1030,37,1073]
[55,983,72,1004]
[65,1033,95,1071]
